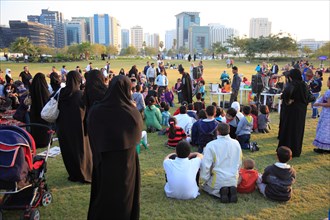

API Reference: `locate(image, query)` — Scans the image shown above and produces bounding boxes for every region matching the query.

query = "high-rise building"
[0,26,13,48]
[175,12,200,49]
[28,9,66,48]
[188,25,210,54]
[298,39,328,51]
[9,20,54,47]
[90,14,111,45]
[111,17,121,50]
[121,29,129,49]
[65,19,86,46]
[131,25,143,50]
[144,33,151,47]
[72,17,91,42]
[165,29,176,50]
[249,18,272,38]
[208,23,239,46]
[152,33,160,49]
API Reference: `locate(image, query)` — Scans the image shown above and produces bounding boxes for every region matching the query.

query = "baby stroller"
[0,124,54,220]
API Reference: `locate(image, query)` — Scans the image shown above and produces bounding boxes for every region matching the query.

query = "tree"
[125,46,138,55]
[301,45,313,57]
[36,45,56,56]
[91,44,106,59]
[78,42,91,60]
[144,47,158,56]
[314,41,330,58]
[67,44,80,60]
[107,45,119,56]
[10,37,36,55]
[212,42,228,54]
[274,34,298,57]
[178,46,189,55]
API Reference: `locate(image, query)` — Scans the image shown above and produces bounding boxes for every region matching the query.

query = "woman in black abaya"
[87,75,143,220]
[29,73,50,148]
[278,69,309,157]
[56,71,92,183]
[178,64,193,104]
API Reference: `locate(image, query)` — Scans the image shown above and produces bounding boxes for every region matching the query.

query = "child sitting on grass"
[193,92,205,114]
[236,106,253,149]
[250,104,258,133]
[165,117,187,148]
[162,104,171,126]
[215,106,226,123]
[237,158,258,193]
[258,105,270,133]
[257,146,296,202]
[226,107,239,139]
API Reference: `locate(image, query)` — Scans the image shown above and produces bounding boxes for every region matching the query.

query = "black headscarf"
[87,75,143,153]
[83,69,107,110]
[30,73,50,120]
[60,71,82,100]
[289,68,302,82]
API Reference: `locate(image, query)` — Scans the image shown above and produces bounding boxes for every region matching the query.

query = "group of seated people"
[163,124,296,202]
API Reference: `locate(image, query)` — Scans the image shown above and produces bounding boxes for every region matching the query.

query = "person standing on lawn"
[229,66,241,105]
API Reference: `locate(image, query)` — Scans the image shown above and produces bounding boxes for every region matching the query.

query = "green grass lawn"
[1,59,329,220]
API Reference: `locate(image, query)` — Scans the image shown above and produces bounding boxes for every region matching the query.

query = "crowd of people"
[0,57,329,219]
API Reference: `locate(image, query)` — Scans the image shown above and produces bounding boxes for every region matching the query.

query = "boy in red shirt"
[237,158,258,193]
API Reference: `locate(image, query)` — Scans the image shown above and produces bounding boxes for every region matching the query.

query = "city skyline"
[1,1,329,42]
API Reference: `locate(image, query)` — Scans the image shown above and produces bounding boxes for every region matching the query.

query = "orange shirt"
[237,168,258,193]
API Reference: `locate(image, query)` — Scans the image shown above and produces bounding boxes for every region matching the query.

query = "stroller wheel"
[29,209,40,220]
[41,192,53,206]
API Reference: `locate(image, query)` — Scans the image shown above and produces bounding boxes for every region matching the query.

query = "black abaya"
[87,75,142,220]
[278,69,309,157]
[56,71,92,183]
[180,72,193,104]
[29,73,50,148]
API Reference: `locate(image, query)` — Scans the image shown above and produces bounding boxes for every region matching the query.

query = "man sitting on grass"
[163,141,203,200]
[201,123,242,203]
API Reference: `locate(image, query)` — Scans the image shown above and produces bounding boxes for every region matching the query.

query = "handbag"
[41,89,61,123]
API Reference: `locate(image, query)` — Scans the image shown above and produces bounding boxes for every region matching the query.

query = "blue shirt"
[162,111,171,126]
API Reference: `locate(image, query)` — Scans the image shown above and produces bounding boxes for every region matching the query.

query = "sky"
[0,0,329,42]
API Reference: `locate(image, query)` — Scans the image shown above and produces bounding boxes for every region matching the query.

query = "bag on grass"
[41,89,61,123]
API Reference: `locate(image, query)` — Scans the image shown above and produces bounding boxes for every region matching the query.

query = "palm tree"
[10,37,36,55]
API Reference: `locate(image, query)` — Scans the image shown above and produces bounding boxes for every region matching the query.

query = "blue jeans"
[311,93,320,117]
[237,134,251,149]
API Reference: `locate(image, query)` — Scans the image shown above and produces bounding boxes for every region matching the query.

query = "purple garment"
[165,91,174,103]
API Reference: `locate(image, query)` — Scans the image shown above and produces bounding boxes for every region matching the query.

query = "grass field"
[1,59,329,220]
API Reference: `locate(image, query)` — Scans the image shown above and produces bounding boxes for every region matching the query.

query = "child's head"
[180,105,187,114]
[250,104,258,116]
[212,102,217,107]
[217,123,230,136]
[199,80,205,85]
[148,96,155,106]
[143,86,148,93]
[196,92,202,100]
[277,146,292,163]
[168,116,177,126]
[131,86,136,93]
[260,105,269,114]
[243,158,255,170]
[198,109,207,119]
[242,106,251,115]
[216,107,224,117]
[206,105,216,117]
[181,101,188,106]
[153,85,158,91]
[160,101,166,108]
[177,78,181,83]
[135,84,141,92]
[226,108,237,121]
[165,86,169,92]
[188,103,194,110]
[164,104,170,112]
[176,141,191,158]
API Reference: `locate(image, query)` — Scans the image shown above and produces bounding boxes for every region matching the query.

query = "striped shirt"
[166,126,186,147]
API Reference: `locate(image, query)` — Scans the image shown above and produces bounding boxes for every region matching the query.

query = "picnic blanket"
[0,110,25,126]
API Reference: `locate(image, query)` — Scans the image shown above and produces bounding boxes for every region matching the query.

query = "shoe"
[313,148,330,154]
[229,186,238,203]
[250,142,259,152]
[219,187,229,203]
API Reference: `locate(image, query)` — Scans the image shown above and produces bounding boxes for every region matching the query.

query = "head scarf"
[289,69,302,81]
[60,71,82,100]
[83,69,107,109]
[87,75,143,153]
[30,73,50,120]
